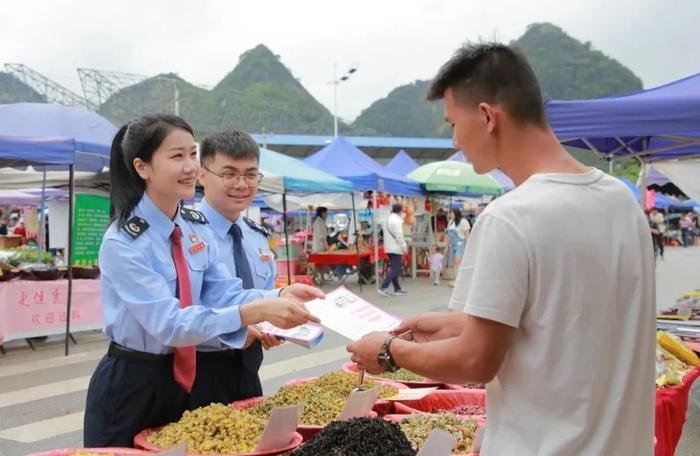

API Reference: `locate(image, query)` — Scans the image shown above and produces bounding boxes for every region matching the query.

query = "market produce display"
[249,384,343,426]
[147,403,267,454]
[461,383,485,389]
[249,372,398,426]
[376,369,427,382]
[290,417,416,456]
[310,371,399,399]
[398,413,478,454]
[657,331,700,367]
[657,290,700,321]
[656,333,699,388]
[429,404,486,416]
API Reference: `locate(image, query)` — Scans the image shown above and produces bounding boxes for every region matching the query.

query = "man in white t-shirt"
[347,42,655,455]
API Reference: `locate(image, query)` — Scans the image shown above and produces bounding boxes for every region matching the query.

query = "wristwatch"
[377,335,400,372]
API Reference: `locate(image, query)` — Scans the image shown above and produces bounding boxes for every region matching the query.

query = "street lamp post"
[331,64,358,137]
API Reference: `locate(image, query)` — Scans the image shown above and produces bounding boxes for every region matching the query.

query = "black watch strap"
[378,335,400,372]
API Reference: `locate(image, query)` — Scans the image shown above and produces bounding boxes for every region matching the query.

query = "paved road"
[1,246,698,455]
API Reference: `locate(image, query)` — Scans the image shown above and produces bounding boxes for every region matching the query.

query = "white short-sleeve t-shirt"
[449,169,655,456]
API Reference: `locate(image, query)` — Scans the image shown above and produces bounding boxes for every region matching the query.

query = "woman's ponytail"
[109,123,144,228]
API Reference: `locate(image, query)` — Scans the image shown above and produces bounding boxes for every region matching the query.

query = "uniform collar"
[134,193,177,240]
[199,197,242,238]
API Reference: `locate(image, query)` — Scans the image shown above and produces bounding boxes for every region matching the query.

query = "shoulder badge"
[123,216,149,239]
[243,217,270,237]
[180,207,208,224]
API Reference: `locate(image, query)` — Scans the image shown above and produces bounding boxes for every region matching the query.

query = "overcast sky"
[1,0,697,121]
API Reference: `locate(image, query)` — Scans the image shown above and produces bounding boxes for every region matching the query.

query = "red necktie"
[171,225,196,392]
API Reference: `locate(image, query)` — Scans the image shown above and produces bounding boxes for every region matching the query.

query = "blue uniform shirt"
[99,193,278,354]
[199,198,276,290]
[198,198,277,350]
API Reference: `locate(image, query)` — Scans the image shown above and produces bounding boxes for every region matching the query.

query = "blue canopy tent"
[0,103,117,356]
[305,137,422,288]
[546,73,700,164]
[619,177,678,210]
[260,147,353,193]
[0,103,115,171]
[385,150,419,176]
[304,136,423,195]
[0,136,76,167]
[259,147,353,284]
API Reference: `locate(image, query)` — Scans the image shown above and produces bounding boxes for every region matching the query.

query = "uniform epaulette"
[243,217,270,237]
[123,216,149,239]
[180,207,208,224]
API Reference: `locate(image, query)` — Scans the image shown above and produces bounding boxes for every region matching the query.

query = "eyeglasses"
[203,167,264,187]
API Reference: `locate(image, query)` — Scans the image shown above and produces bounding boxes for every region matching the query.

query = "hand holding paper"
[346,331,390,374]
[256,321,325,349]
[305,286,402,341]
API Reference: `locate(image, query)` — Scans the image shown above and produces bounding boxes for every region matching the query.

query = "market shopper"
[312,206,328,252]
[84,114,322,447]
[194,128,282,408]
[650,208,665,259]
[378,203,408,297]
[648,210,664,259]
[680,212,694,247]
[348,43,655,455]
[445,208,470,286]
[0,214,8,235]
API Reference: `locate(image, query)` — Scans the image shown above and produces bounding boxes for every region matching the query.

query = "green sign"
[71,194,111,266]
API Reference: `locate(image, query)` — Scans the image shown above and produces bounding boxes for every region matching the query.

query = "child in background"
[429,246,444,285]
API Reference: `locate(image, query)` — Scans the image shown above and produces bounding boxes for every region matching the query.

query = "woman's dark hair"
[316,206,328,218]
[451,208,463,226]
[110,114,194,228]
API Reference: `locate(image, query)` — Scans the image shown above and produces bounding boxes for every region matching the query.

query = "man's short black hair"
[200,128,260,165]
[392,203,403,214]
[427,42,548,127]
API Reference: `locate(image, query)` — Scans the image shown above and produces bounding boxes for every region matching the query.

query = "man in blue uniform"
[191,128,282,408]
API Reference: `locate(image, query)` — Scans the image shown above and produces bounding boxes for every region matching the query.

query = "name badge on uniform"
[259,248,272,262]
[189,241,206,254]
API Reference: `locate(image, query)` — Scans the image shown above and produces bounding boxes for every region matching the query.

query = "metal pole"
[39,170,47,256]
[372,192,379,290]
[64,165,74,356]
[351,192,362,292]
[282,193,292,285]
[639,161,648,208]
[333,64,338,137]
[302,206,310,256]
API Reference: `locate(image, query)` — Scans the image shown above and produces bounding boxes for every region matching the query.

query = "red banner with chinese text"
[0,279,103,343]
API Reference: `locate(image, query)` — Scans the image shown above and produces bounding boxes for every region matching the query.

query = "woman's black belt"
[108,342,240,362]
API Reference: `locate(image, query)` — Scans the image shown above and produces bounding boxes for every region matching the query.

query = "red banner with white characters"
[0,279,103,343]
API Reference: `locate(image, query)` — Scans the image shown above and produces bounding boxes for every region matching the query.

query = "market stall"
[0,103,115,355]
[256,147,354,285]
[304,136,423,287]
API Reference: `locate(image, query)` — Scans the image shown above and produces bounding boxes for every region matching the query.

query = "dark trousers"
[188,342,263,409]
[681,229,692,247]
[381,253,403,291]
[652,234,665,257]
[83,349,187,447]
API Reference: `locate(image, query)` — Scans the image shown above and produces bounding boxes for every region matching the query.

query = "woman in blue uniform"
[84,114,321,447]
